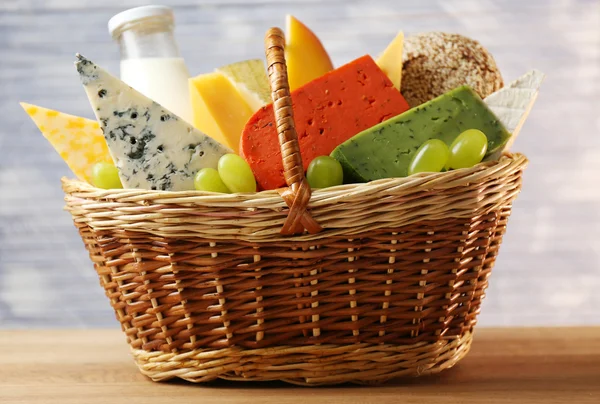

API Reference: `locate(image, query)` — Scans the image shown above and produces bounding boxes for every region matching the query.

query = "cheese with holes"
[21,102,112,183]
[189,72,253,154]
[216,59,271,111]
[484,69,545,157]
[75,54,232,191]
[376,31,404,91]
[240,55,410,190]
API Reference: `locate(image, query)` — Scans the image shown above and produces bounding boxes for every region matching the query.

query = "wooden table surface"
[1,327,598,403]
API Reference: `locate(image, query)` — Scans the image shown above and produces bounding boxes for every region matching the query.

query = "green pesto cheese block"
[331,85,511,182]
[331,148,365,184]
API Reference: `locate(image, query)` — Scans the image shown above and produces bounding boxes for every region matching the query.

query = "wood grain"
[0,327,599,403]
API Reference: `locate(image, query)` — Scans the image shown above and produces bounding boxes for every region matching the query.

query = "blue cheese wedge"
[75,54,232,191]
[484,70,545,158]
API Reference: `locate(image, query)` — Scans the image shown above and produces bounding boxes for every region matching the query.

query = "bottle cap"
[108,5,174,37]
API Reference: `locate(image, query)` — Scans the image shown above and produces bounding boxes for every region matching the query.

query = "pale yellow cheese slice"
[21,103,112,183]
[484,70,545,159]
[189,72,254,154]
[376,31,404,91]
[216,59,271,112]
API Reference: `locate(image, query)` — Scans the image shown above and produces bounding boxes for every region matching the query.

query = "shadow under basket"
[61,27,529,385]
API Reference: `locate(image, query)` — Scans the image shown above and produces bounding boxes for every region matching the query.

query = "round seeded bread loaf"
[401,32,503,107]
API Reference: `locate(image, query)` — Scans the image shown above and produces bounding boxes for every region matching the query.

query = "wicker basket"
[62,28,528,385]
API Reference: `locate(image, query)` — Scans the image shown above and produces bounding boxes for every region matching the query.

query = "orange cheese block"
[240,55,410,190]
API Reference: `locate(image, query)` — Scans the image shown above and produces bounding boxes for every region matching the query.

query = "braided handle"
[264,27,322,235]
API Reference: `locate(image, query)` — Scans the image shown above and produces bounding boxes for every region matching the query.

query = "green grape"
[447,129,488,169]
[217,154,257,193]
[307,156,344,188]
[91,162,123,189]
[408,139,450,176]
[194,168,231,193]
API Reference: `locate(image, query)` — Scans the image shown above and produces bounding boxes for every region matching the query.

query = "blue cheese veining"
[75,54,232,191]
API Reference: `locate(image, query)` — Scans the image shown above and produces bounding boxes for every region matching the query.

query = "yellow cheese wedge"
[20,102,112,183]
[376,31,404,91]
[285,15,334,91]
[216,59,271,111]
[189,72,254,154]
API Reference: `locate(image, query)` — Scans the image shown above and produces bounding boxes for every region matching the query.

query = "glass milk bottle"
[108,5,193,123]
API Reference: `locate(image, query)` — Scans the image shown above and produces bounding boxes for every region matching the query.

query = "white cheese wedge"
[75,54,232,191]
[484,69,545,157]
[216,59,271,111]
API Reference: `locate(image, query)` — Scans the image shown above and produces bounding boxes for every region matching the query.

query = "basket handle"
[264,27,323,235]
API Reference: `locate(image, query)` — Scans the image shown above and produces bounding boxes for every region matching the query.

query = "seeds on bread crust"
[401,32,503,107]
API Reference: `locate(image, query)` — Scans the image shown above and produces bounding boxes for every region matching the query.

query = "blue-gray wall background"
[1,0,599,328]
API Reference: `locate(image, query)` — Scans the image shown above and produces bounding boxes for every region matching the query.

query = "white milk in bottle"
[108,6,193,123]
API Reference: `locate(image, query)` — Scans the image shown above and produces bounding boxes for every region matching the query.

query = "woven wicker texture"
[265,28,320,235]
[61,27,529,384]
[62,151,526,384]
[132,331,472,385]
